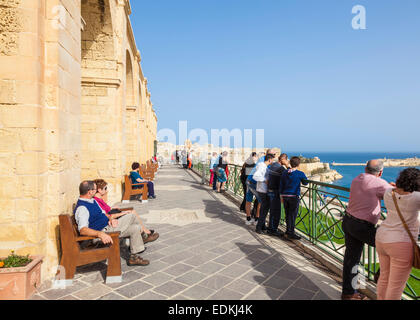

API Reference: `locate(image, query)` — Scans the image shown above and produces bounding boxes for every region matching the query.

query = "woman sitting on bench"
[130,162,156,199]
[93,179,159,243]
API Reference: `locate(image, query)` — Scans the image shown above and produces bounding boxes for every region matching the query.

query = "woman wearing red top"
[93,179,158,241]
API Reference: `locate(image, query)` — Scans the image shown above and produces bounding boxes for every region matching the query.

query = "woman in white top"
[375,168,420,300]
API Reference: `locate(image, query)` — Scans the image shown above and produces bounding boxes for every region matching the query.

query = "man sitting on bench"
[130,162,156,199]
[74,180,150,266]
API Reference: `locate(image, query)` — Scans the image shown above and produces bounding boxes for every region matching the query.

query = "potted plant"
[0,251,44,300]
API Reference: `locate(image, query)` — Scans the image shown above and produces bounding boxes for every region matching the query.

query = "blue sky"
[130,0,420,152]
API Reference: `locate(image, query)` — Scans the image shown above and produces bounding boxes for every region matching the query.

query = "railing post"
[312,183,318,245]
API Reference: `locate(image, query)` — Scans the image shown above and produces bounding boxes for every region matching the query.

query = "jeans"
[268,191,281,232]
[341,214,377,295]
[212,171,217,190]
[282,196,300,235]
[256,192,270,231]
[134,181,155,197]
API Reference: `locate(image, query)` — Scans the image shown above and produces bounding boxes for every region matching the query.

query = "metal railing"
[193,160,420,300]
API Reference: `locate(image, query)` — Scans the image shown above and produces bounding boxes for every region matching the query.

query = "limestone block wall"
[0,0,157,282]
[81,0,125,204]
[80,0,156,204]
[0,0,82,280]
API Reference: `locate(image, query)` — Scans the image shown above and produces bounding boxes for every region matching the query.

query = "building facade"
[0,0,157,280]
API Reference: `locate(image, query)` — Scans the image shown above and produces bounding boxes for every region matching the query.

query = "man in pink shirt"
[341,160,394,300]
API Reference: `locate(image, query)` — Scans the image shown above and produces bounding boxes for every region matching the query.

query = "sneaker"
[127,254,149,266]
[252,219,258,226]
[245,217,252,226]
[143,232,159,244]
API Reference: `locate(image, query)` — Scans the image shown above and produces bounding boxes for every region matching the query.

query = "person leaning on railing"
[279,156,308,240]
[244,149,277,226]
[254,154,275,234]
[239,152,258,212]
[375,168,420,300]
[341,159,395,300]
[215,151,229,193]
[209,152,219,190]
[266,153,290,237]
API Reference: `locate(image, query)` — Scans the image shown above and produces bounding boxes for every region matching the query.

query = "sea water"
[289,152,420,200]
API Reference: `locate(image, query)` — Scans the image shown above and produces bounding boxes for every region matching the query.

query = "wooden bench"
[122,175,148,203]
[54,215,122,286]
[140,164,154,181]
[147,160,158,173]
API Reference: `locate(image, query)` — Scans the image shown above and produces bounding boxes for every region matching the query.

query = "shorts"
[245,180,261,203]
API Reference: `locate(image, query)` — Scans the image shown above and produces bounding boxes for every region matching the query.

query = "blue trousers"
[134,181,155,197]
[282,196,300,235]
[267,191,281,232]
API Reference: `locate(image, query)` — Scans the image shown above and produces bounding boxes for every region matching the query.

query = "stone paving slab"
[31,165,341,300]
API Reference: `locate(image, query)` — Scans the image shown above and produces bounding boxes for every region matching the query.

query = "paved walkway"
[31,165,342,300]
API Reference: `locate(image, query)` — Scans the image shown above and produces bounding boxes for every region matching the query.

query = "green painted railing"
[193,161,420,300]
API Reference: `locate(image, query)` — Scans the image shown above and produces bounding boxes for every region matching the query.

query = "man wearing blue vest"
[74,181,150,266]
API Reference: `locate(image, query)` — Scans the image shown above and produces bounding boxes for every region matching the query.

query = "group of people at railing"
[209,149,308,240]
[342,161,420,300]
[207,150,420,300]
[72,160,160,268]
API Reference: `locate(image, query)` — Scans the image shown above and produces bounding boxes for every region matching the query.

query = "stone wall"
[0,0,157,282]
[0,0,82,280]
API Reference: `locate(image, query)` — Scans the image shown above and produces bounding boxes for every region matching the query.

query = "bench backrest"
[59,215,80,253]
[124,175,133,192]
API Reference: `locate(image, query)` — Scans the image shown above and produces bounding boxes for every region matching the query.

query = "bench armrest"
[76,231,120,242]
[131,182,148,187]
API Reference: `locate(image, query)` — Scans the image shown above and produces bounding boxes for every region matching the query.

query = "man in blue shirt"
[130,162,156,199]
[279,156,308,240]
[74,180,150,266]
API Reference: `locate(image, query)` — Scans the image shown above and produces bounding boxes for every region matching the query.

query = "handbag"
[392,190,420,269]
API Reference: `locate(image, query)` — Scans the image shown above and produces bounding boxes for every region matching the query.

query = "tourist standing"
[240,152,258,212]
[375,168,420,300]
[341,160,394,300]
[244,149,277,225]
[209,152,219,188]
[279,156,308,240]
[216,151,229,192]
[254,154,275,234]
[266,153,289,237]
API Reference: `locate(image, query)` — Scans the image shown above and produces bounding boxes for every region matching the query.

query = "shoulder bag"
[392,190,420,269]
